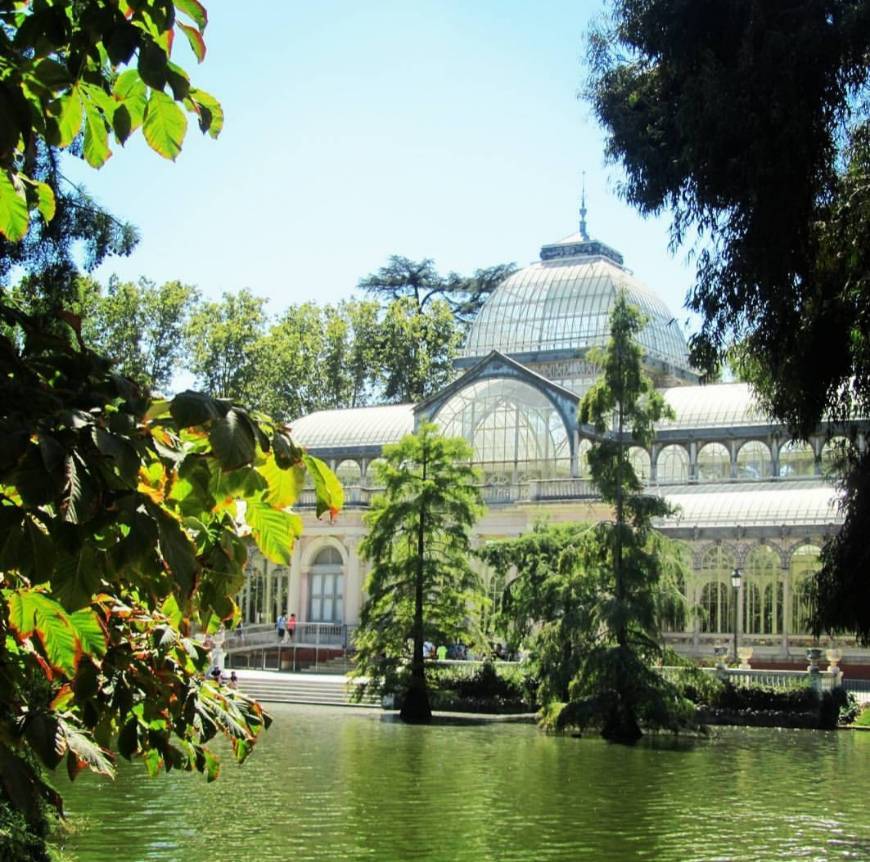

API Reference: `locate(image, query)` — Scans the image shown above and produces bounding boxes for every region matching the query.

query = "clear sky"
[64,0,699,333]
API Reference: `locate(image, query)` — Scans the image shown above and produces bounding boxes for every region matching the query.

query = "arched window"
[699,545,737,633]
[335,459,361,485]
[744,545,782,634]
[789,544,821,635]
[697,442,731,481]
[820,436,852,480]
[365,458,387,486]
[309,546,344,623]
[433,377,571,482]
[656,445,690,484]
[628,447,651,483]
[736,441,772,480]
[779,441,816,478]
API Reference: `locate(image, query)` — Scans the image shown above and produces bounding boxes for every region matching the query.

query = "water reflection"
[61,706,870,862]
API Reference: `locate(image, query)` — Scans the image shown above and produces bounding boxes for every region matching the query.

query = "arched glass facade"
[433,378,571,482]
[309,546,344,624]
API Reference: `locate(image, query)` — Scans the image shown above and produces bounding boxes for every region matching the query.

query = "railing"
[658,665,843,693]
[224,622,358,653]
[297,478,599,509]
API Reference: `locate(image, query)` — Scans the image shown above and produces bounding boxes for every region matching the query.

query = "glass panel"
[790,544,821,634]
[310,597,322,621]
[699,545,736,633]
[820,436,852,480]
[335,459,362,485]
[629,447,651,482]
[322,597,333,622]
[656,445,689,483]
[736,441,772,479]
[779,441,816,478]
[433,377,569,481]
[697,442,730,481]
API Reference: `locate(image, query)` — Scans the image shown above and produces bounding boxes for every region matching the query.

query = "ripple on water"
[61,707,870,862]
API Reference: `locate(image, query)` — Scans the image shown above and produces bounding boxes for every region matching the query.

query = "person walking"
[276,613,287,641]
[287,613,297,641]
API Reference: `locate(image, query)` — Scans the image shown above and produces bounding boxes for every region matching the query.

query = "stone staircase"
[236,673,381,708]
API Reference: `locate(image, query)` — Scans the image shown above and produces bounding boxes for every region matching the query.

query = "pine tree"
[353,424,484,723]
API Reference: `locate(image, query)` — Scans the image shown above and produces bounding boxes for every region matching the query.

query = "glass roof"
[290,404,414,449]
[462,254,691,372]
[657,481,842,528]
[658,383,769,430]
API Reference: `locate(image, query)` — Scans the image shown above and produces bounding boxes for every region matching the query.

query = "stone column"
[344,536,362,625]
[288,540,303,618]
[782,564,791,658]
[263,559,272,624]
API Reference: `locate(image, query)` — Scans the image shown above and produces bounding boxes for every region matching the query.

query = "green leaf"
[0,170,29,241]
[8,591,79,677]
[303,454,345,519]
[178,21,206,62]
[50,87,83,148]
[58,718,114,779]
[34,181,55,223]
[209,409,256,470]
[155,510,199,596]
[256,454,305,509]
[83,99,111,168]
[33,58,70,89]
[170,390,222,427]
[112,69,147,142]
[143,90,187,161]
[69,608,107,658]
[160,594,183,628]
[187,87,223,138]
[245,500,302,565]
[142,747,162,778]
[175,0,208,30]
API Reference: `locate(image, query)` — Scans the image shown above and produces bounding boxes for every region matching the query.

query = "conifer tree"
[353,424,483,723]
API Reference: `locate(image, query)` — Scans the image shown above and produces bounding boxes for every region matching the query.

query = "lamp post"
[730,567,742,663]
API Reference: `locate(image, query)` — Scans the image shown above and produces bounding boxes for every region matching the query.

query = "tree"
[0,0,222,244]
[353,424,484,723]
[70,276,199,391]
[479,522,601,705]
[359,255,517,325]
[568,294,692,741]
[0,3,343,856]
[378,297,461,403]
[0,305,343,858]
[587,0,870,640]
[187,289,268,406]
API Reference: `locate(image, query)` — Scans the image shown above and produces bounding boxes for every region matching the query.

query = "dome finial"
[579,171,589,241]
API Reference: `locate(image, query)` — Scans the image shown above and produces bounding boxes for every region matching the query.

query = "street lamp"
[730,568,743,662]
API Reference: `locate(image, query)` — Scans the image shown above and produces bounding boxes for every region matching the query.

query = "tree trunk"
[401,455,431,724]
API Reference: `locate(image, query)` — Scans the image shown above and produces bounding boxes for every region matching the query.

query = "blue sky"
[64,0,699,332]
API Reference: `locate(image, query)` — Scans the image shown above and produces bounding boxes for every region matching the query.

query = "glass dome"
[462,243,692,376]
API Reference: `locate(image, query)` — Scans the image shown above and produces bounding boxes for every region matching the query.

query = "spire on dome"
[579,171,589,241]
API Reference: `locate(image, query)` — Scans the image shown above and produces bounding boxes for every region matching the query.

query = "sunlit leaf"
[0,170,29,241]
[143,90,187,161]
[209,409,256,470]
[83,100,111,168]
[34,181,55,223]
[175,0,208,30]
[245,500,302,565]
[302,454,344,519]
[256,454,305,509]
[178,21,206,62]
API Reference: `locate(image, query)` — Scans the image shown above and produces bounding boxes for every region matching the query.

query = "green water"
[61,705,870,862]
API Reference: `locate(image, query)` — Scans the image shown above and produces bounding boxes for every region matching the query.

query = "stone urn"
[737,646,753,669]
[806,647,824,672]
[826,648,843,679]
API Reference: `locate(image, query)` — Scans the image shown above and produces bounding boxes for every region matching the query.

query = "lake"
[61,705,870,862]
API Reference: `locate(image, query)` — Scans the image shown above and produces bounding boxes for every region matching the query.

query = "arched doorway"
[308,546,344,623]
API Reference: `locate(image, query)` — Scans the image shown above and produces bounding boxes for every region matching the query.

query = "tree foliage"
[353,424,484,723]
[588,0,870,641]
[571,293,694,741]
[0,0,222,243]
[0,304,343,850]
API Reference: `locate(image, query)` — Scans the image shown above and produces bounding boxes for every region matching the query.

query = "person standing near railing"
[276,613,287,641]
[288,613,297,642]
